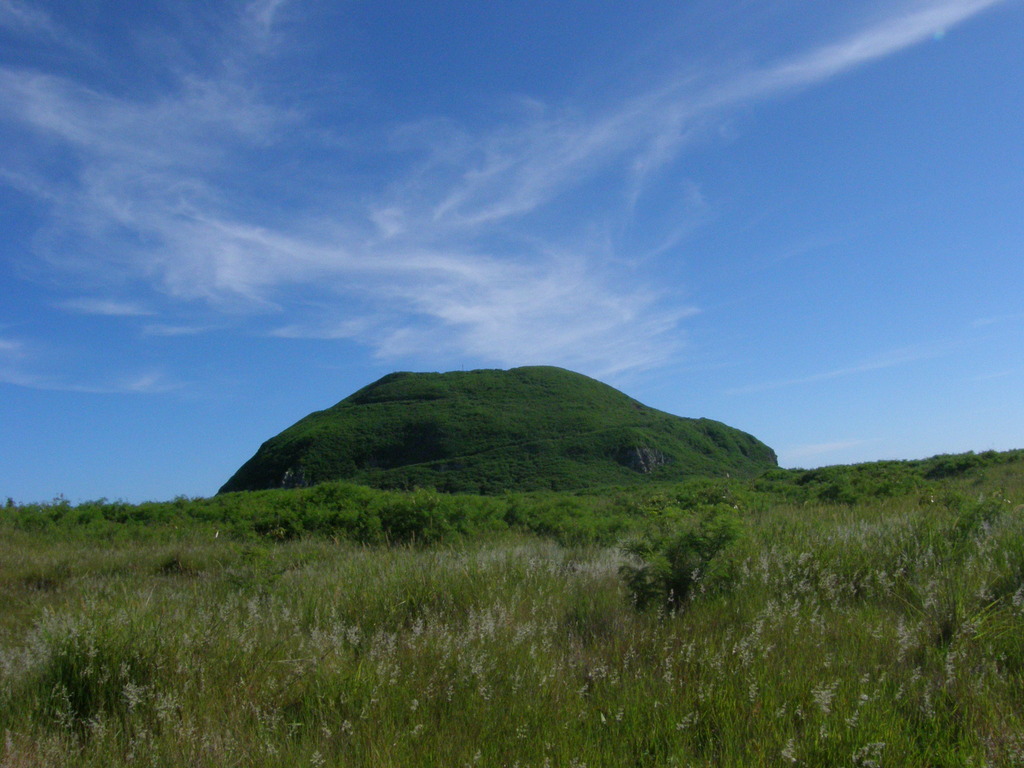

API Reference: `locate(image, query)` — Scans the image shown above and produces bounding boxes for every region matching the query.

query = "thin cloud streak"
[60,298,155,317]
[0,0,53,33]
[420,0,1007,234]
[0,68,287,165]
[0,0,96,57]
[724,0,1007,101]
[246,0,292,39]
[3,373,184,395]
[142,324,217,337]
[0,332,182,396]
[728,345,953,395]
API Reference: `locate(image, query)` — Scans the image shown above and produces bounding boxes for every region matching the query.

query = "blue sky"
[2,0,1022,503]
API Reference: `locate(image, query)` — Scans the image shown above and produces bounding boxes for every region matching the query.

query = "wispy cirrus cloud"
[0,0,1008,381]
[971,311,1024,328]
[400,0,1009,235]
[0,334,181,393]
[0,0,96,63]
[723,0,1007,101]
[357,248,698,374]
[0,367,183,394]
[0,68,287,167]
[142,323,216,337]
[0,0,53,34]
[245,0,293,38]
[727,342,957,395]
[60,298,155,316]
[0,337,22,354]
[116,371,184,395]
[0,69,684,375]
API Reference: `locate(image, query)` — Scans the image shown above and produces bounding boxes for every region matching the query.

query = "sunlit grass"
[2,456,1023,766]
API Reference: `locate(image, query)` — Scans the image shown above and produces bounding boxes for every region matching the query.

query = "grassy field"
[2,451,1023,766]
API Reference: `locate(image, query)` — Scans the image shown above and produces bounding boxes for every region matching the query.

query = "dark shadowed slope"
[219,366,777,494]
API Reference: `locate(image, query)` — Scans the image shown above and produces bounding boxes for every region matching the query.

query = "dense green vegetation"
[12,449,1021,547]
[219,366,777,494]
[2,448,1023,766]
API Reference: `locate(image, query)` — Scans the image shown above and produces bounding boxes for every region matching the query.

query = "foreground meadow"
[2,454,1023,766]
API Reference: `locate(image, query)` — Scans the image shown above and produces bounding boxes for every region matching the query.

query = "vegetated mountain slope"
[219,366,777,494]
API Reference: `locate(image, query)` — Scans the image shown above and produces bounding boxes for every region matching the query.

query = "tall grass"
[2,456,1023,766]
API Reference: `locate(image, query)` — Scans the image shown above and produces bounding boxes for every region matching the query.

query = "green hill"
[219,366,777,494]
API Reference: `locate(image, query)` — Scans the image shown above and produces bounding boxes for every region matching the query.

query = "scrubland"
[2,451,1023,766]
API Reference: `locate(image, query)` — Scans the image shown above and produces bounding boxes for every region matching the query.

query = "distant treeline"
[4,449,1021,546]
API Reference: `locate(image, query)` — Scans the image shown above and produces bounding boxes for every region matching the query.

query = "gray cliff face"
[618,446,669,474]
[280,467,310,489]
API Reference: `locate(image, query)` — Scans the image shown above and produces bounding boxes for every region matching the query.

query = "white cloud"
[16,373,182,394]
[118,371,184,394]
[412,0,1008,234]
[425,105,644,228]
[271,316,378,341]
[246,0,292,38]
[0,331,182,394]
[142,324,215,337]
[971,311,1024,328]
[0,338,22,353]
[970,369,1016,382]
[0,0,1009,378]
[60,298,155,316]
[0,0,52,33]
[367,249,696,375]
[0,0,94,56]
[0,338,33,387]
[0,346,181,397]
[723,0,1006,101]
[1,63,681,374]
[0,68,287,166]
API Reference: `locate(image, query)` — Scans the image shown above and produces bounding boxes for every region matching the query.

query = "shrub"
[619,503,742,610]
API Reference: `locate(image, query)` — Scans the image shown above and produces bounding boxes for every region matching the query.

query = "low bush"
[620,503,743,610]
